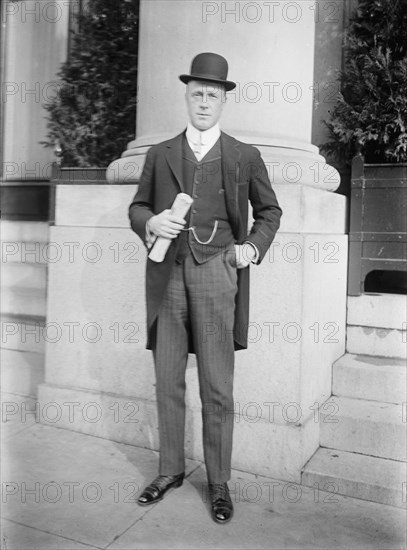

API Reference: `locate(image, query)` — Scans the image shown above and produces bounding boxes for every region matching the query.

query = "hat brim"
[179,74,236,91]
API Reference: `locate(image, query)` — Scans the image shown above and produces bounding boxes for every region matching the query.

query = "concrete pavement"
[1,392,406,550]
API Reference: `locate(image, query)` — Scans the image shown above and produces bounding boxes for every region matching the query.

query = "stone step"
[1,315,45,354]
[0,348,44,397]
[1,241,50,265]
[333,353,406,404]
[347,293,406,331]
[1,262,47,290]
[346,326,406,359]
[0,220,49,242]
[302,447,406,509]
[320,397,406,462]
[0,287,46,317]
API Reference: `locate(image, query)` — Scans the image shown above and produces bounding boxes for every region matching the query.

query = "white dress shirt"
[186,122,221,161]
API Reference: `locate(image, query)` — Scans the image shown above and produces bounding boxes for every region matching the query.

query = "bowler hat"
[179,52,236,91]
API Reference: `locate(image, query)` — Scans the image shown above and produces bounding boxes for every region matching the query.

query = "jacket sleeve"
[128,146,156,246]
[245,148,283,264]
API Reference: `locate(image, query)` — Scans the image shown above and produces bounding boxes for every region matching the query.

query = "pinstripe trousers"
[152,247,238,483]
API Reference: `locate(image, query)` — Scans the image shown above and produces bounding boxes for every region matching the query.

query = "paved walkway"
[1,392,406,550]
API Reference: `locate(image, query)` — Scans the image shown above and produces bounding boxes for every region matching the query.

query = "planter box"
[348,156,407,295]
[51,164,108,185]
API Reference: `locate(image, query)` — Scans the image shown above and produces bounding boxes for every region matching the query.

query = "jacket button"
[192,209,197,214]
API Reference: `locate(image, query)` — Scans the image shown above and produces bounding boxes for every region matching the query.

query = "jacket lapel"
[166,132,185,192]
[221,132,241,235]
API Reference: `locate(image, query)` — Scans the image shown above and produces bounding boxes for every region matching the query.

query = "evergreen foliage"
[42,0,139,167]
[322,0,407,164]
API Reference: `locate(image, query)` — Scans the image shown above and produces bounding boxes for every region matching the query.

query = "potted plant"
[42,0,139,185]
[322,0,407,295]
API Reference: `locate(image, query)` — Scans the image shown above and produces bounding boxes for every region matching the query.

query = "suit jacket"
[128,131,282,351]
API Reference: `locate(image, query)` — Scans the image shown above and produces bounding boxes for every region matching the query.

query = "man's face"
[185,80,226,131]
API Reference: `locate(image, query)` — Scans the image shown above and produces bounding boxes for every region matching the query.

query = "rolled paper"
[148,193,194,262]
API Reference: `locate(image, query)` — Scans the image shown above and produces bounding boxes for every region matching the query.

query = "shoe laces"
[209,483,229,500]
[151,475,179,491]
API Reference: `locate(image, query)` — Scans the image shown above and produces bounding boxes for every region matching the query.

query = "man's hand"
[234,243,257,269]
[148,209,186,239]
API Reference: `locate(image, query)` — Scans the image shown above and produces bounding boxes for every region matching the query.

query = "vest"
[175,137,235,263]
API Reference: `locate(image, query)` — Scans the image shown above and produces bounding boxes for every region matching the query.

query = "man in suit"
[128,52,282,524]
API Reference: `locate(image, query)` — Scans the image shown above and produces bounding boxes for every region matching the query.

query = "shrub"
[42,0,139,167]
[322,0,407,164]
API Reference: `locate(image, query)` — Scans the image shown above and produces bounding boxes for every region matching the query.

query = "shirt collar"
[186,122,221,146]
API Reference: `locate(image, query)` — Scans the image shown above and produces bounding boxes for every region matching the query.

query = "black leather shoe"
[137,473,184,506]
[209,482,234,524]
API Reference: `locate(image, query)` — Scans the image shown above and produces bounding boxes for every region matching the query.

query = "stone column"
[2,0,70,181]
[107,0,340,191]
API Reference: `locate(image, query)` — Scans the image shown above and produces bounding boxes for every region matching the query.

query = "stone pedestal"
[39,182,347,481]
[40,0,348,482]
